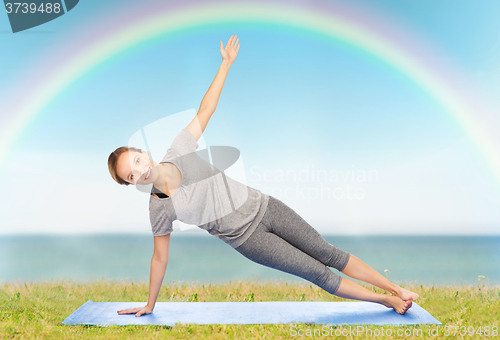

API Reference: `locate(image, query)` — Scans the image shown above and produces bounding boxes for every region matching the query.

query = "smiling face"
[115,150,159,186]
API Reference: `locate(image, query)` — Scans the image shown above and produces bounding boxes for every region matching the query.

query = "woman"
[109,35,418,318]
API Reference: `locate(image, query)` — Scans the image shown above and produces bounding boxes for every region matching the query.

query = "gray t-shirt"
[149,128,269,249]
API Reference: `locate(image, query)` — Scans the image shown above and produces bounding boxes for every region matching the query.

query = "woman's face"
[116,150,159,186]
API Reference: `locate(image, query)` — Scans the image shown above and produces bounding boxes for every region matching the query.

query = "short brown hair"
[108,146,143,185]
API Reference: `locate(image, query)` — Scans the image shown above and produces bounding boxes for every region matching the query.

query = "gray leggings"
[234,195,351,295]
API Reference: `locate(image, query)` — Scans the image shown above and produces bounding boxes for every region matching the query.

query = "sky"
[0,0,499,235]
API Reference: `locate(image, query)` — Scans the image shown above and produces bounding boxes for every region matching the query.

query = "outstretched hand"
[117,305,153,317]
[220,35,240,65]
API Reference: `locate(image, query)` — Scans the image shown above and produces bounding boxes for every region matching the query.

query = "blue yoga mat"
[62,300,441,326]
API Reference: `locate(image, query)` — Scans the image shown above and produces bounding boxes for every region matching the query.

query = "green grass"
[0,279,499,339]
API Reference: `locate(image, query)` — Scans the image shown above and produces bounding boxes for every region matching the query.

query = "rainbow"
[2,0,500,191]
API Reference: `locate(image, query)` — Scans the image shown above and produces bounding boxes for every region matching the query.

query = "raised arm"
[186,35,241,142]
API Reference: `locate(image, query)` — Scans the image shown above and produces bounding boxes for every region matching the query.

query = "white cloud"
[1,137,499,235]
[249,138,500,235]
[0,149,152,234]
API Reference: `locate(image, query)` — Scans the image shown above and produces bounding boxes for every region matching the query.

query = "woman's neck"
[152,163,170,196]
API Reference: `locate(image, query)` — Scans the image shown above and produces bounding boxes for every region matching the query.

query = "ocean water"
[1,234,499,287]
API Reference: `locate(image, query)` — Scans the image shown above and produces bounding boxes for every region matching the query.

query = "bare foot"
[396,287,419,301]
[382,296,413,315]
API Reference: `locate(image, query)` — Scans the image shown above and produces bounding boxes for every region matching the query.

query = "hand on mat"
[220,35,240,65]
[117,305,153,317]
